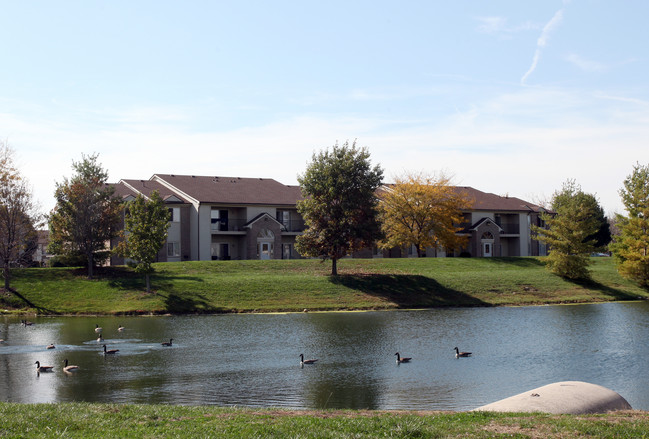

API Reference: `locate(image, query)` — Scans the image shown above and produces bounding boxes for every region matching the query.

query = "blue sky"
[1,1,647,215]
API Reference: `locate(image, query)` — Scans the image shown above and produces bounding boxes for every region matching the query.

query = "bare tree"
[0,141,40,290]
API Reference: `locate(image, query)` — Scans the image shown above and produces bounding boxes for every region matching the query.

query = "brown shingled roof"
[457,186,543,212]
[153,174,304,206]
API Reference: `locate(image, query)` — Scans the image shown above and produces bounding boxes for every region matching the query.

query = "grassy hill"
[1,256,647,315]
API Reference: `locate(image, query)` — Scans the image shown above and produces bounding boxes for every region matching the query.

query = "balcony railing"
[210,219,247,232]
[280,219,306,232]
[498,223,520,234]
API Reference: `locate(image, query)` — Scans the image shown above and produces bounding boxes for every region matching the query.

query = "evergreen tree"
[296,140,383,275]
[611,163,649,286]
[116,191,170,293]
[48,153,122,279]
[378,172,472,257]
[533,180,599,280]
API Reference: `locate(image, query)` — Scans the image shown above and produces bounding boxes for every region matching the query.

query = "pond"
[1,301,648,410]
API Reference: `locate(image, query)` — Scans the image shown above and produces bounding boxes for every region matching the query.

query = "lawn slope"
[2,257,647,315]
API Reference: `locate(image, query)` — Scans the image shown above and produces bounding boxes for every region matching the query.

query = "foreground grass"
[2,257,647,315]
[0,403,647,438]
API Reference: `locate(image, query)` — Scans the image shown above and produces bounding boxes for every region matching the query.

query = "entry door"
[482,242,493,257]
[259,242,271,260]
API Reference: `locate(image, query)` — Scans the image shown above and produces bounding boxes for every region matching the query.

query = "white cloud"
[565,53,607,72]
[521,8,564,84]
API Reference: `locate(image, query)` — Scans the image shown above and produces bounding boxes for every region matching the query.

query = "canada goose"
[118,325,124,332]
[46,343,55,349]
[102,344,119,355]
[395,352,412,363]
[35,361,53,372]
[300,354,318,365]
[454,347,472,358]
[161,338,173,347]
[96,334,104,342]
[94,324,102,333]
[63,359,80,372]
[22,320,34,326]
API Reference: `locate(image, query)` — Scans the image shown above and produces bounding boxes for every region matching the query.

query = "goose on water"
[454,347,472,358]
[395,352,412,363]
[35,361,53,372]
[118,325,124,332]
[96,334,104,342]
[161,338,173,347]
[46,343,55,349]
[300,354,318,365]
[94,324,102,333]
[63,359,80,372]
[102,344,119,355]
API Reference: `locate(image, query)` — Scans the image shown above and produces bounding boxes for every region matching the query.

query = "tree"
[0,141,40,289]
[378,172,472,257]
[532,180,600,280]
[48,153,122,279]
[296,140,383,275]
[610,163,649,286]
[551,180,611,251]
[115,191,170,293]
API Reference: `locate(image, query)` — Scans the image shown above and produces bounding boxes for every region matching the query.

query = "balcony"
[211,219,247,232]
[280,219,306,233]
[498,223,520,234]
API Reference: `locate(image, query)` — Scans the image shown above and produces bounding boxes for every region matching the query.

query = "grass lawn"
[0,403,647,438]
[1,256,647,315]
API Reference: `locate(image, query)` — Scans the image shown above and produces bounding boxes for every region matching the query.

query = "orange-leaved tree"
[378,172,472,257]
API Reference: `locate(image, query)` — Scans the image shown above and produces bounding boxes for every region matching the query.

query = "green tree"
[611,163,649,286]
[552,180,611,251]
[296,140,383,275]
[378,172,472,257]
[533,180,600,280]
[48,153,122,279]
[115,191,170,293]
[0,141,40,289]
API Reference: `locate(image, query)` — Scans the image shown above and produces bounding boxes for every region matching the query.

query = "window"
[211,209,228,231]
[167,242,180,257]
[168,207,180,222]
[277,210,290,228]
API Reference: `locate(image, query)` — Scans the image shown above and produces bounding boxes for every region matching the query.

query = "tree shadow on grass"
[568,278,648,300]
[156,292,224,314]
[1,287,59,314]
[330,274,490,308]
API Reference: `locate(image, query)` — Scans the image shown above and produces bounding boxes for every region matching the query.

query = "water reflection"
[1,302,649,410]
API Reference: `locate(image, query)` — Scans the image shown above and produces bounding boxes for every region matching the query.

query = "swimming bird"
[46,343,55,349]
[96,334,104,342]
[94,324,102,333]
[454,347,472,358]
[300,354,318,365]
[102,344,119,355]
[22,320,34,326]
[63,359,80,372]
[35,361,53,372]
[118,325,124,332]
[161,338,173,347]
[395,352,412,363]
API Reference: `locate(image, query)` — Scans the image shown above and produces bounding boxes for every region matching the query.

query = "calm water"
[1,302,648,411]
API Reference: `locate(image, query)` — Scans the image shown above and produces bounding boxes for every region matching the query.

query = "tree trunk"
[331,257,338,276]
[145,273,151,293]
[87,253,94,279]
[3,261,10,290]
